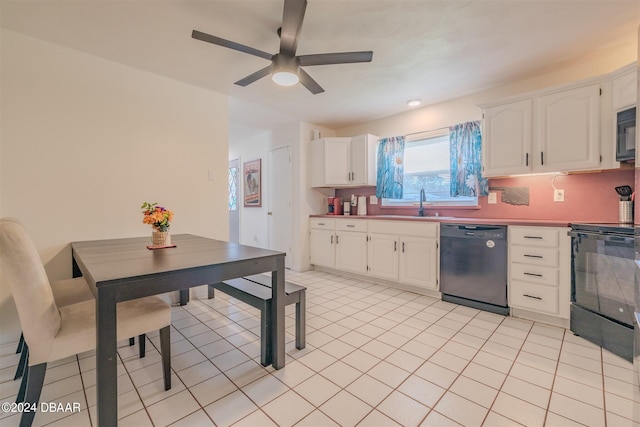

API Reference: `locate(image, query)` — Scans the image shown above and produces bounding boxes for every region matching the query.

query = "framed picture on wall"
[243,159,262,207]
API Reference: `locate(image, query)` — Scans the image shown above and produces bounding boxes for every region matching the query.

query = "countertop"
[310,214,572,228]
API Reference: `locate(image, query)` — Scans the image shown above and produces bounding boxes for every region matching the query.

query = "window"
[382,132,477,207]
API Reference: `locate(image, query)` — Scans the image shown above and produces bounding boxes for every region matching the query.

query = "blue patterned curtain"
[449,121,488,197]
[376,136,405,199]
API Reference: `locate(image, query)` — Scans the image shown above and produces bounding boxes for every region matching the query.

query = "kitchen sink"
[375,215,456,220]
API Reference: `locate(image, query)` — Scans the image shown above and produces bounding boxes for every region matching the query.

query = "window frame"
[380,130,479,208]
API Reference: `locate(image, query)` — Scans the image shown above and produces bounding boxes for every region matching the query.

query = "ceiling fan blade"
[298,51,373,66]
[280,0,307,55]
[192,30,273,61]
[298,68,324,94]
[234,65,273,87]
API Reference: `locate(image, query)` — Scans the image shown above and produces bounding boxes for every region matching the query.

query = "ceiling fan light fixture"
[272,70,299,86]
[407,99,422,107]
[271,53,300,86]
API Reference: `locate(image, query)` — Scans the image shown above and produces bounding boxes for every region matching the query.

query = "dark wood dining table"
[71,234,286,427]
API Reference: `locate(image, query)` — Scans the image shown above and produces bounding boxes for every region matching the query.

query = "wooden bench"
[208,275,306,366]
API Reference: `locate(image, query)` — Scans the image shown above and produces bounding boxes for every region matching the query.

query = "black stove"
[569,223,635,361]
[570,222,635,235]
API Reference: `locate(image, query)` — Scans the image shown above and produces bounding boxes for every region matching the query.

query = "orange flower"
[141,202,174,232]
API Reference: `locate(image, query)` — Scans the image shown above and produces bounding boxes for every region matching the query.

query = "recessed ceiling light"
[407,99,421,107]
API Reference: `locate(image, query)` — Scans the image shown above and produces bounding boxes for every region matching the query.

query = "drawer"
[510,280,559,315]
[310,218,335,230]
[510,227,559,247]
[510,246,559,268]
[335,219,367,232]
[368,220,438,238]
[511,264,558,286]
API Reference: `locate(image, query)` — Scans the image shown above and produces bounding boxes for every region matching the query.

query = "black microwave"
[616,107,636,162]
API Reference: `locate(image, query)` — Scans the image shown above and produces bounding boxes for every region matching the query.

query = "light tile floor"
[1,270,639,426]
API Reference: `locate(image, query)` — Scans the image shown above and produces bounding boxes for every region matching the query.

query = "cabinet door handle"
[540,151,544,165]
[394,241,397,252]
[523,294,542,300]
[524,272,543,277]
[525,152,529,166]
[402,242,405,253]
[524,235,543,240]
[336,235,339,244]
[331,235,334,244]
[523,254,543,259]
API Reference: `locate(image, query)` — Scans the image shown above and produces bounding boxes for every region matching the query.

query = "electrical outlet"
[554,189,565,202]
[488,192,497,204]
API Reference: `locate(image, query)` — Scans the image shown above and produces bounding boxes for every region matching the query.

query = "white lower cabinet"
[399,236,438,289]
[367,221,439,291]
[367,233,399,280]
[309,218,439,291]
[508,226,570,322]
[335,219,368,274]
[309,218,335,268]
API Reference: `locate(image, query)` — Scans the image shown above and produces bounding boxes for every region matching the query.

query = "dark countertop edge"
[310,214,571,228]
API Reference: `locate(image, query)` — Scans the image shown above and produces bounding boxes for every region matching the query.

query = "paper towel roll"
[357,196,367,216]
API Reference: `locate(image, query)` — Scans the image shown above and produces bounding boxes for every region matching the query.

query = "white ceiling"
[1,1,638,141]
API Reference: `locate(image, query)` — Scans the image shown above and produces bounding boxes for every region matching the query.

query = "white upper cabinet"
[536,84,601,172]
[310,134,378,188]
[322,138,351,185]
[349,134,377,186]
[482,99,533,176]
[481,83,602,176]
[612,68,637,111]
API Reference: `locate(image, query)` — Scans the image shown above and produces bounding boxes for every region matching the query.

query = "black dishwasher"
[440,224,509,315]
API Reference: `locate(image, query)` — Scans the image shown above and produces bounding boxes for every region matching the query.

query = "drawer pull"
[523,254,543,259]
[524,235,543,240]
[523,294,542,300]
[318,222,325,226]
[346,224,355,228]
[524,272,543,277]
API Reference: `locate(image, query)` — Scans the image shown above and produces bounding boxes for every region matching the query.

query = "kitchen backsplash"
[335,168,635,222]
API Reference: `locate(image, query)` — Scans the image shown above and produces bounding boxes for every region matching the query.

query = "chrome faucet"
[418,188,426,217]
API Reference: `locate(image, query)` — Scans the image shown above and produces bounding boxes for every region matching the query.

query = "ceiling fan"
[192,0,373,94]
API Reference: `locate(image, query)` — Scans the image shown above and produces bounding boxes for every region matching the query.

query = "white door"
[367,233,399,280]
[399,236,438,290]
[482,99,533,176]
[268,146,292,268]
[309,229,335,268]
[537,84,600,172]
[324,138,350,185]
[335,231,368,274]
[228,159,240,243]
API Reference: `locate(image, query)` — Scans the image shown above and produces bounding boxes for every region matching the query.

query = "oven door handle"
[568,231,634,244]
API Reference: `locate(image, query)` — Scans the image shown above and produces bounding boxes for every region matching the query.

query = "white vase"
[152,230,170,246]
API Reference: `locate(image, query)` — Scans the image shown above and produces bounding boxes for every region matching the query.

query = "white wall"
[229,122,334,272]
[0,30,229,344]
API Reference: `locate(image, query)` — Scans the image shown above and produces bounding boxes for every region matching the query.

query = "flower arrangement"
[141,202,174,232]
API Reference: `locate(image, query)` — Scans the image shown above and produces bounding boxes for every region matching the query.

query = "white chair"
[8,218,142,387]
[0,218,172,427]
